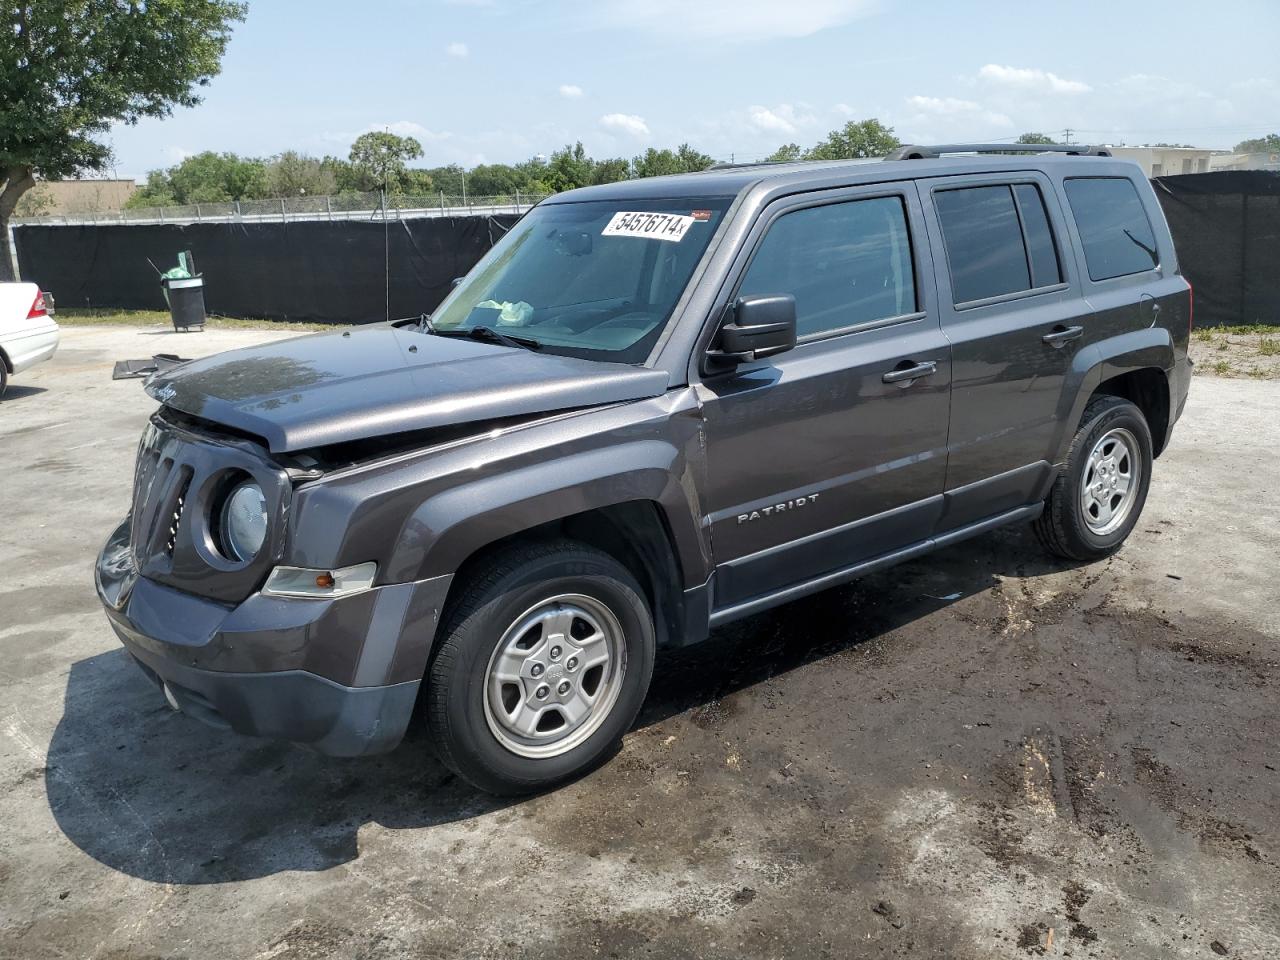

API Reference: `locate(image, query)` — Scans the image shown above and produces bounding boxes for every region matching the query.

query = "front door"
[695,185,952,613]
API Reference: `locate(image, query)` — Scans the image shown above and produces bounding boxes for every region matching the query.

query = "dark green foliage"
[1,0,246,276]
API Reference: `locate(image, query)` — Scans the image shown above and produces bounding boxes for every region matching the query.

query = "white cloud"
[747,104,814,136]
[446,41,469,58]
[906,95,982,115]
[900,94,1013,141]
[586,0,878,43]
[978,64,1090,95]
[599,113,650,138]
[903,95,1012,128]
[833,102,855,117]
[559,84,584,99]
[163,146,194,163]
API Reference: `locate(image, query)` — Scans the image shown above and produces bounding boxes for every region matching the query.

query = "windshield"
[431,197,731,363]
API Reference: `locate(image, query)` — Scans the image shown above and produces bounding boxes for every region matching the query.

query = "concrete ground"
[1,326,1277,960]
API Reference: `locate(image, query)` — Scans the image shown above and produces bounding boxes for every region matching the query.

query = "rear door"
[695,184,952,613]
[917,172,1089,531]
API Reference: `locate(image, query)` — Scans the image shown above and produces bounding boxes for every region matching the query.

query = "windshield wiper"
[432,325,543,351]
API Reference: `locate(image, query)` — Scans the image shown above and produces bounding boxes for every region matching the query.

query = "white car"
[0,282,59,397]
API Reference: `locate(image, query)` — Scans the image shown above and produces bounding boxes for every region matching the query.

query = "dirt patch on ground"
[1190,327,1280,379]
[2,335,1279,959]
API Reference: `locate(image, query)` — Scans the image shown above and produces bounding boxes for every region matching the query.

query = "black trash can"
[163,277,206,331]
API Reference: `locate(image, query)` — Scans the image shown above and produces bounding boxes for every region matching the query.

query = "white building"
[1209,151,1280,172]
[1106,146,1213,177]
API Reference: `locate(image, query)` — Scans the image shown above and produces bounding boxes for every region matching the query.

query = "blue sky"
[105,0,1280,178]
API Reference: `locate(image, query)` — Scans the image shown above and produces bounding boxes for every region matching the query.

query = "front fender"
[392,438,708,585]
[287,392,711,591]
[1051,326,1174,464]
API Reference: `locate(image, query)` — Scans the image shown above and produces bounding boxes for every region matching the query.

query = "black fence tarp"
[16,172,1280,328]
[14,214,520,324]
[1154,170,1280,328]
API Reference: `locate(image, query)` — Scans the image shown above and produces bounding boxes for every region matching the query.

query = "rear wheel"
[426,540,655,795]
[0,361,8,398]
[1035,395,1153,561]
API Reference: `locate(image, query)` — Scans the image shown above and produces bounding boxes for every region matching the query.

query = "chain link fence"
[13,191,552,226]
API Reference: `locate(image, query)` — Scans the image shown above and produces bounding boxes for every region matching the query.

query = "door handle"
[1042,325,1084,348]
[882,360,937,385]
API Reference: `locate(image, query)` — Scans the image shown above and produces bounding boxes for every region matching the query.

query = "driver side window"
[738,196,917,338]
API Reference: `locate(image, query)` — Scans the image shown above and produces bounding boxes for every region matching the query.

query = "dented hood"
[145,324,670,452]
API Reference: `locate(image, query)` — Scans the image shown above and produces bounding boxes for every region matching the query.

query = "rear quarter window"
[1064,177,1159,281]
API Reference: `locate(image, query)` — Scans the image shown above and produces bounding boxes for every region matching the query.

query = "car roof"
[544,153,1133,204]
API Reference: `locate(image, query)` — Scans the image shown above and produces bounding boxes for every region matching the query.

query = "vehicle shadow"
[0,384,49,401]
[45,523,1077,884]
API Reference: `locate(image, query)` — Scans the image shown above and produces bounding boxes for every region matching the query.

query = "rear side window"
[934,183,1062,304]
[738,196,916,338]
[1064,177,1159,280]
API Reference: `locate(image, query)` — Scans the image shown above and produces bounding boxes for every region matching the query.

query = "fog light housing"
[262,562,377,599]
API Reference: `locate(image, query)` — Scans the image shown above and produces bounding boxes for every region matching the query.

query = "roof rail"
[885,143,1112,161]
[704,159,790,171]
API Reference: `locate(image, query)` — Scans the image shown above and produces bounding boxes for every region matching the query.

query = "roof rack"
[885,143,1111,161]
[704,159,791,171]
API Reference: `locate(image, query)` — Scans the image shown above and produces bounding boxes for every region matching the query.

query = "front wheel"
[1035,395,1154,561]
[425,540,655,795]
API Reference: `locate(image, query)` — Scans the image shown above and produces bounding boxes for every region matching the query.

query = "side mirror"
[711,294,797,365]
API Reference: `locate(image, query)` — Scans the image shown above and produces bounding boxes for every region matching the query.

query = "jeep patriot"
[96,145,1193,794]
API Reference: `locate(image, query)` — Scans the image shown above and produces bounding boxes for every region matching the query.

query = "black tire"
[1035,395,1153,561]
[426,539,656,795]
[0,361,8,399]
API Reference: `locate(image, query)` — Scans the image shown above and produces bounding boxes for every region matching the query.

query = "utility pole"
[1062,128,1074,145]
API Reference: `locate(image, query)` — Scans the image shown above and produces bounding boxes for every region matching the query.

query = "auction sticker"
[602,211,696,242]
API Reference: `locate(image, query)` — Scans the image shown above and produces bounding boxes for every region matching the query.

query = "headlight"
[219,480,267,561]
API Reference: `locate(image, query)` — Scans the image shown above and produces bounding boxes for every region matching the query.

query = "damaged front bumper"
[95,518,451,757]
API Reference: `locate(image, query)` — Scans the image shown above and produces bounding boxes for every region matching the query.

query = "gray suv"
[96,145,1192,794]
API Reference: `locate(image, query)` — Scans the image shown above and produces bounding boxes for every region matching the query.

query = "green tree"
[401,169,436,195]
[766,143,804,162]
[348,131,424,193]
[547,142,594,192]
[264,151,337,198]
[591,157,630,185]
[1233,134,1280,153]
[0,0,245,278]
[125,152,267,207]
[465,163,521,196]
[422,164,466,195]
[131,151,267,205]
[514,157,553,194]
[1017,132,1057,145]
[169,151,266,202]
[674,143,714,172]
[320,155,362,194]
[126,170,178,208]
[631,143,714,179]
[805,119,900,160]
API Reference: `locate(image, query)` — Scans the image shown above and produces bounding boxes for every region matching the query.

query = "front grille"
[165,477,191,556]
[125,413,289,603]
